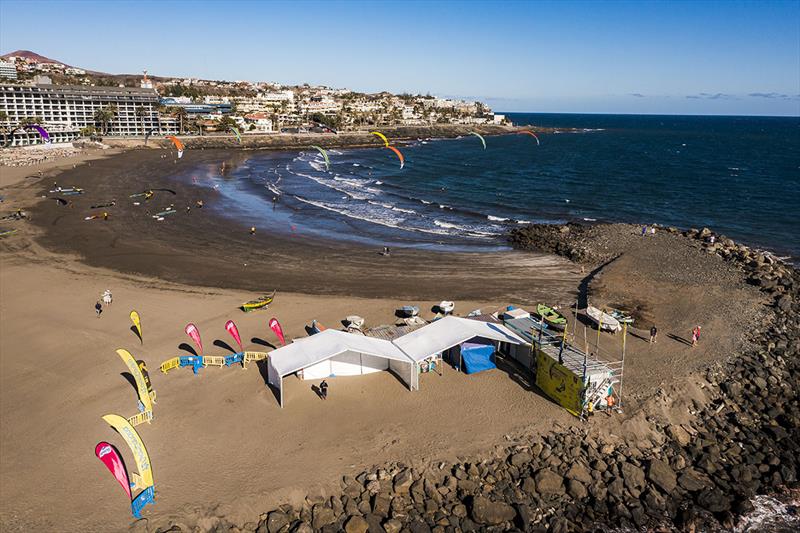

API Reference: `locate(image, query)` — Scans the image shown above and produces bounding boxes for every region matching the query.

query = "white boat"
[345,315,365,329]
[438,301,455,314]
[586,305,622,332]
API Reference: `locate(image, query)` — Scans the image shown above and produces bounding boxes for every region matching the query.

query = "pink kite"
[225,320,243,352]
[185,323,203,354]
[269,318,286,346]
[95,442,132,500]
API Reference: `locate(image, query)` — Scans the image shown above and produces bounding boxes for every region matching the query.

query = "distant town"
[0,51,507,146]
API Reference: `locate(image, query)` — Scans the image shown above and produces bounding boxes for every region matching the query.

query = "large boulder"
[647,458,677,493]
[534,469,565,495]
[393,469,413,494]
[312,506,336,530]
[344,516,369,533]
[678,469,711,492]
[471,496,516,525]
[266,511,290,533]
[510,451,532,467]
[565,463,593,485]
[621,462,646,491]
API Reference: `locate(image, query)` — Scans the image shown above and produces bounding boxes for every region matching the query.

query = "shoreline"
[1,149,797,532]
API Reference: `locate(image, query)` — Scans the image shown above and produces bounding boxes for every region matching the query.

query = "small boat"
[396,315,427,327]
[609,308,634,325]
[438,301,455,314]
[50,187,83,194]
[241,290,276,312]
[345,315,365,330]
[309,320,326,335]
[397,305,419,318]
[586,305,622,332]
[152,209,176,218]
[536,304,567,330]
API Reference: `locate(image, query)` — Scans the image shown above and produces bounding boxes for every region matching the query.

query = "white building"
[243,112,273,132]
[0,82,174,138]
[0,61,17,80]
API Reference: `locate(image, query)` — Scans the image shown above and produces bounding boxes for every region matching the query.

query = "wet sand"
[26,149,583,303]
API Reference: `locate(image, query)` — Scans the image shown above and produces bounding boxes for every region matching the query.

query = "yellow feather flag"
[130,310,142,342]
[102,414,154,489]
[116,349,153,413]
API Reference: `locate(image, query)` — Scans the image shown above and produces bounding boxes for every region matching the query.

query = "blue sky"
[1,0,798,115]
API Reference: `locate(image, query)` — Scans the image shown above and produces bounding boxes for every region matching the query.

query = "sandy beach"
[0,147,780,532]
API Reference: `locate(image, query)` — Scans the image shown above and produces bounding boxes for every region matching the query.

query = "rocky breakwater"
[155,224,798,532]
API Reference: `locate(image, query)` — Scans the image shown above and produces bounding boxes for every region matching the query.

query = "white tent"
[267,329,416,407]
[392,316,526,365]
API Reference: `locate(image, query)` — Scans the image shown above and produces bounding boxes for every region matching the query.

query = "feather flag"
[225,320,243,352]
[185,323,203,354]
[130,310,142,343]
[269,318,286,346]
[95,441,132,501]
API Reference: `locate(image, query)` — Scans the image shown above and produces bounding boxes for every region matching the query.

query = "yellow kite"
[370,131,389,147]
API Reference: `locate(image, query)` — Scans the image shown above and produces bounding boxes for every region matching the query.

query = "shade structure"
[267,329,416,407]
[392,316,526,363]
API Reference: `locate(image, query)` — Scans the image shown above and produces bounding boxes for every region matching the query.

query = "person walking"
[319,380,329,400]
[649,325,658,344]
[691,325,701,347]
[95,300,103,318]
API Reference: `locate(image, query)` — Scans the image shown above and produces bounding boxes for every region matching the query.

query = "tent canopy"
[269,329,411,378]
[392,316,526,362]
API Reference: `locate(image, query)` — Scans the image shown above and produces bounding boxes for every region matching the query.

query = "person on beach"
[250,226,256,235]
[320,380,329,400]
[691,325,701,347]
[95,301,103,318]
[650,325,658,344]
[641,225,647,236]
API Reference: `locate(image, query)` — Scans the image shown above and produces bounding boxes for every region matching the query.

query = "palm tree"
[174,107,188,134]
[135,107,147,137]
[93,105,117,135]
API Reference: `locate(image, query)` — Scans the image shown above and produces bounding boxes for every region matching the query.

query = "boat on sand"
[438,301,455,314]
[586,305,622,332]
[241,290,276,312]
[345,315,365,330]
[609,308,634,325]
[397,305,419,318]
[536,304,567,330]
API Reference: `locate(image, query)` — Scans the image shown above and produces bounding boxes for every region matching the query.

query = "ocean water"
[181,113,800,257]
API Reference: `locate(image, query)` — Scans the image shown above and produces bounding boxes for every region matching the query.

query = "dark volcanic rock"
[471,496,516,525]
[534,469,565,495]
[647,458,677,493]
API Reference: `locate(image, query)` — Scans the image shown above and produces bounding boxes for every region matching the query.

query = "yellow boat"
[241,290,276,312]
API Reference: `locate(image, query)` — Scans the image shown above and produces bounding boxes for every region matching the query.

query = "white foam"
[488,215,509,222]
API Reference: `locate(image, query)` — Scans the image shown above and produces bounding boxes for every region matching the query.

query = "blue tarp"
[460,339,496,374]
